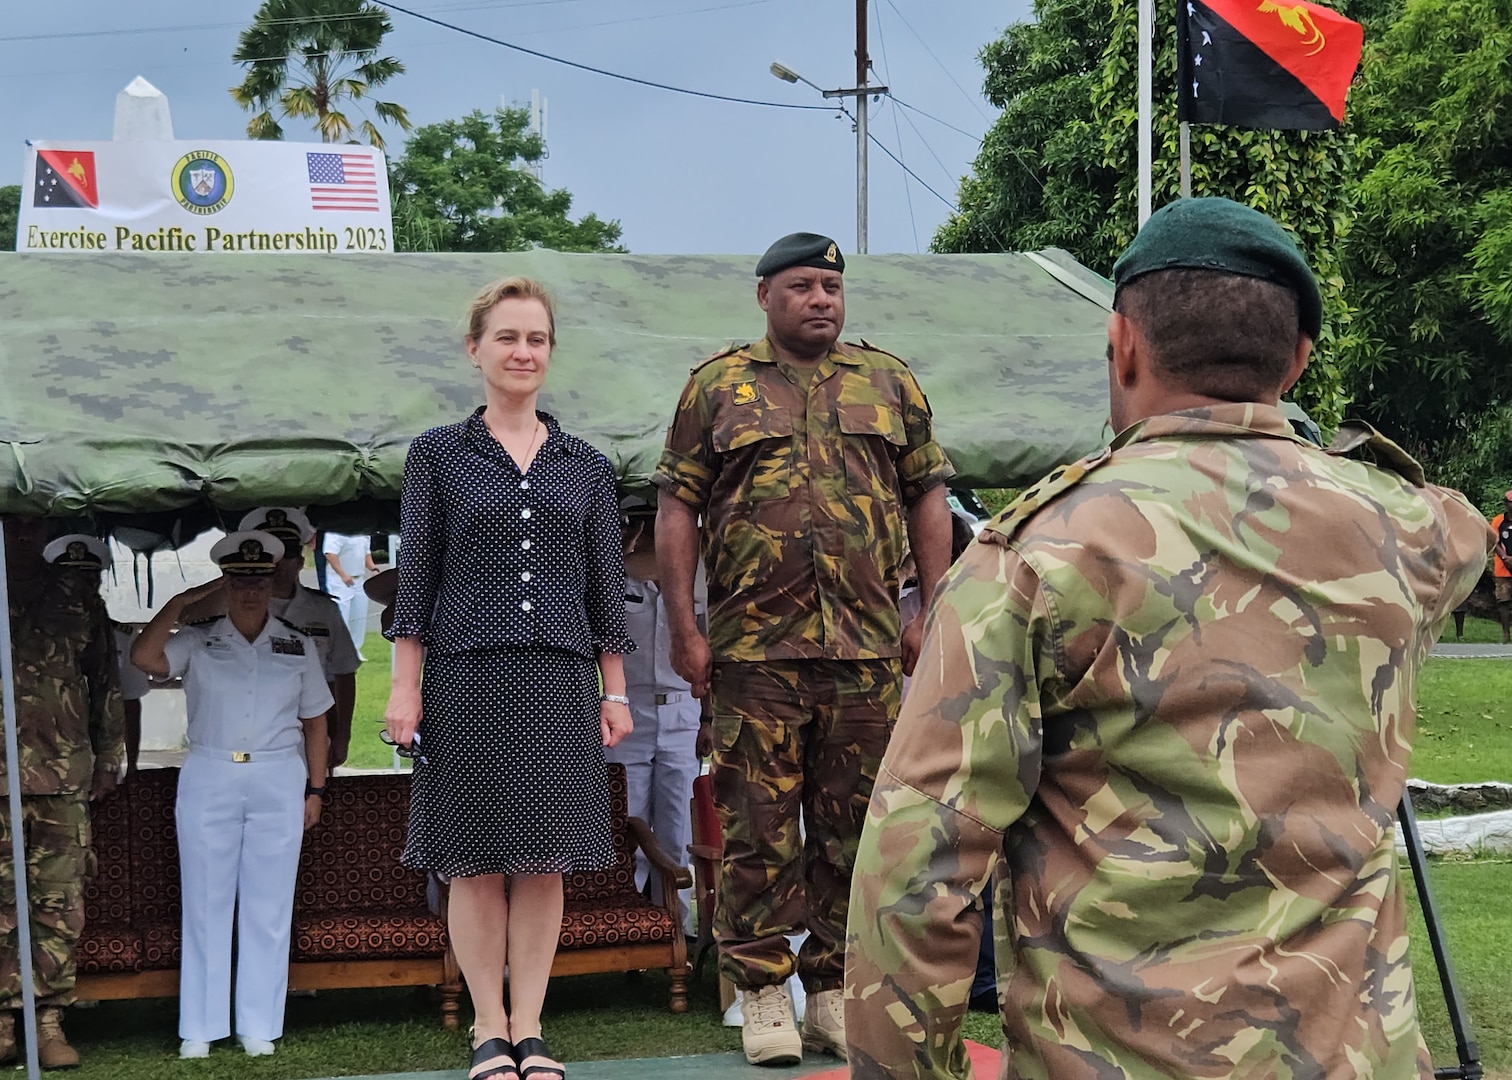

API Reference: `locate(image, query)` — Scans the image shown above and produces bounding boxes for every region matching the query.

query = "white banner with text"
[17,139,393,254]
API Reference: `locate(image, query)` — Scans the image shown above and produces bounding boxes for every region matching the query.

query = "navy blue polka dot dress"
[387,408,634,877]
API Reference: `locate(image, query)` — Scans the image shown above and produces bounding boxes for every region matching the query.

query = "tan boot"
[36,1007,79,1070]
[801,988,847,1060]
[0,1012,15,1064]
[741,983,802,1066]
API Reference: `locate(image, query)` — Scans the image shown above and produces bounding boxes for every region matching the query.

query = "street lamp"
[769,61,887,255]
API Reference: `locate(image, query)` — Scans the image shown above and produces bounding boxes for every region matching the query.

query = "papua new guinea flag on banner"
[33,149,99,208]
[1178,0,1364,129]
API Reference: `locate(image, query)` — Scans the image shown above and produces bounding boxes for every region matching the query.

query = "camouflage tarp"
[0,250,1112,523]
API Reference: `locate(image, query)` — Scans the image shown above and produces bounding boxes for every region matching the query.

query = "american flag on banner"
[306,151,380,211]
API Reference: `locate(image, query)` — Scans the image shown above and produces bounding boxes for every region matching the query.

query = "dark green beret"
[756,232,845,278]
[1111,197,1322,340]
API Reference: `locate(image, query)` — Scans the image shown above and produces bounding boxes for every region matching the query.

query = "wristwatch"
[602,693,630,706]
[305,783,327,799]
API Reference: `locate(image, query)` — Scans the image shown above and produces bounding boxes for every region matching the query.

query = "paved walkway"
[1432,642,1512,658]
[321,1053,839,1080]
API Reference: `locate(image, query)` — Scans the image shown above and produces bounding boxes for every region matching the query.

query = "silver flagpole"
[1180,121,1192,197]
[0,530,43,1080]
[1138,0,1154,225]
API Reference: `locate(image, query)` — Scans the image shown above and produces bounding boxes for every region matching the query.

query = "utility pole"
[854,0,869,254]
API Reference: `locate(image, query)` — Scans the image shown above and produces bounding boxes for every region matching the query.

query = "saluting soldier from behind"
[844,198,1495,1080]
[181,508,361,768]
[654,233,954,1066]
[0,522,124,1070]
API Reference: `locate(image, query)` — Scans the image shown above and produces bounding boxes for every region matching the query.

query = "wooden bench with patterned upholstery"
[76,762,689,1023]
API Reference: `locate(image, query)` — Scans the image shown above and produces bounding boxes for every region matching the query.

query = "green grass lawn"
[345,634,409,773]
[1412,656,1512,784]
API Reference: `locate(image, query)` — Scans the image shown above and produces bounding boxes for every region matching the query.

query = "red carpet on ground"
[808,1040,1001,1078]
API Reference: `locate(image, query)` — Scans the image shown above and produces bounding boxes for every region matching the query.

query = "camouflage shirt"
[845,404,1491,1080]
[653,337,953,662]
[6,566,125,794]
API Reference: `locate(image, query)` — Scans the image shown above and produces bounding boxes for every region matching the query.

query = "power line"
[881,0,990,122]
[384,1,831,109]
[872,0,919,253]
[887,99,960,189]
[891,96,981,143]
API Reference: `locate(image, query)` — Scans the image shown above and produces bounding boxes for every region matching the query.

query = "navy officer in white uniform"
[132,530,333,1059]
[181,507,361,767]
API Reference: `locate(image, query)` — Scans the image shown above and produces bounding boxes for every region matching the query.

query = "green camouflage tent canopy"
[0,250,1112,530]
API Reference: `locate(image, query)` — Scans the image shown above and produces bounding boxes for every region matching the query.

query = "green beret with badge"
[755,232,845,278]
[1111,196,1323,340]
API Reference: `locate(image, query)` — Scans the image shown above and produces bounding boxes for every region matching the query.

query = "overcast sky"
[0,1,1027,255]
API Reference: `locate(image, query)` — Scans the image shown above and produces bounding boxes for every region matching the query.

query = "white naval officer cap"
[42,534,112,571]
[238,506,314,558]
[210,530,284,576]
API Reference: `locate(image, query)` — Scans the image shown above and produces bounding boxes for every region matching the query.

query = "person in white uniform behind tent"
[322,531,375,660]
[132,530,332,1060]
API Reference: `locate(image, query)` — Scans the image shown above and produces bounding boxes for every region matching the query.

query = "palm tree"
[230,0,412,149]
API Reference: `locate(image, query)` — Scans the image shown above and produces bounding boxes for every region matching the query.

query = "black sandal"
[470,1036,520,1080]
[515,1036,565,1080]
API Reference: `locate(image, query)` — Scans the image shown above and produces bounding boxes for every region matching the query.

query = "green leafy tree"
[936,0,1368,430]
[1338,0,1512,480]
[389,108,624,253]
[231,0,411,149]
[0,186,18,251]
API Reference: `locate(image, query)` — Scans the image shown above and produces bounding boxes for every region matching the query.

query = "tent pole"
[0,530,43,1080]
[1179,122,1192,198]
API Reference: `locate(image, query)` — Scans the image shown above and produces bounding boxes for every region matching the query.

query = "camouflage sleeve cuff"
[899,441,956,504]
[652,449,714,509]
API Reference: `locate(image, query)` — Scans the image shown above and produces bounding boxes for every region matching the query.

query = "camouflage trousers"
[710,658,900,992]
[0,792,91,1009]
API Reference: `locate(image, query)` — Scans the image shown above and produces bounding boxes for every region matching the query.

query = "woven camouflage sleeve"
[845,540,1046,1080]
[652,375,715,510]
[894,366,954,505]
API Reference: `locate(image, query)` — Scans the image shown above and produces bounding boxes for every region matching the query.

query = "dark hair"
[1114,269,1301,400]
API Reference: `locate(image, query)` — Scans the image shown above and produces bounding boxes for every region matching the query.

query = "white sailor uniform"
[269,586,361,682]
[605,573,700,926]
[166,614,333,1044]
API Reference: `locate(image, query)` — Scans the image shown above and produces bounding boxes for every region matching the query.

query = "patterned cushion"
[291,913,448,961]
[84,778,134,929]
[296,774,430,914]
[126,768,182,929]
[77,927,141,973]
[566,764,640,901]
[559,897,677,950]
[140,922,182,970]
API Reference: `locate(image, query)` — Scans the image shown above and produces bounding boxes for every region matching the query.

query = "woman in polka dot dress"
[383,276,635,1080]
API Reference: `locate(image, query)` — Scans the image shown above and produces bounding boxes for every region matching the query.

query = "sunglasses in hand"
[379,730,426,762]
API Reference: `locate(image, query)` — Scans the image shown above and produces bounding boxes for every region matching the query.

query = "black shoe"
[515,1036,565,1080]
[968,989,998,1013]
[470,1037,519,1080]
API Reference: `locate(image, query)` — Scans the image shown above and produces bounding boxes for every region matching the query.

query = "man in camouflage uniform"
[844,198,1493,1080]
[654,232,954,1066]
[1,519,125,1069]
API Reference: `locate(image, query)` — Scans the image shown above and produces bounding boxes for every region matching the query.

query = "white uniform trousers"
[328,579,369,657]
[176,749,307,1042]
[606,693,700,931]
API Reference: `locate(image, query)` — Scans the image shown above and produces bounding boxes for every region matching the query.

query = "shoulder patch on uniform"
[691,342,749,373]
[980,447,1114,546]
[275,616,306,634]
[1326,421,1426,487]
[849,338,910,366]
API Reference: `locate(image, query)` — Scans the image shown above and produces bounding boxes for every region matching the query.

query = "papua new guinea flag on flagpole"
[1178,0,1364,129]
